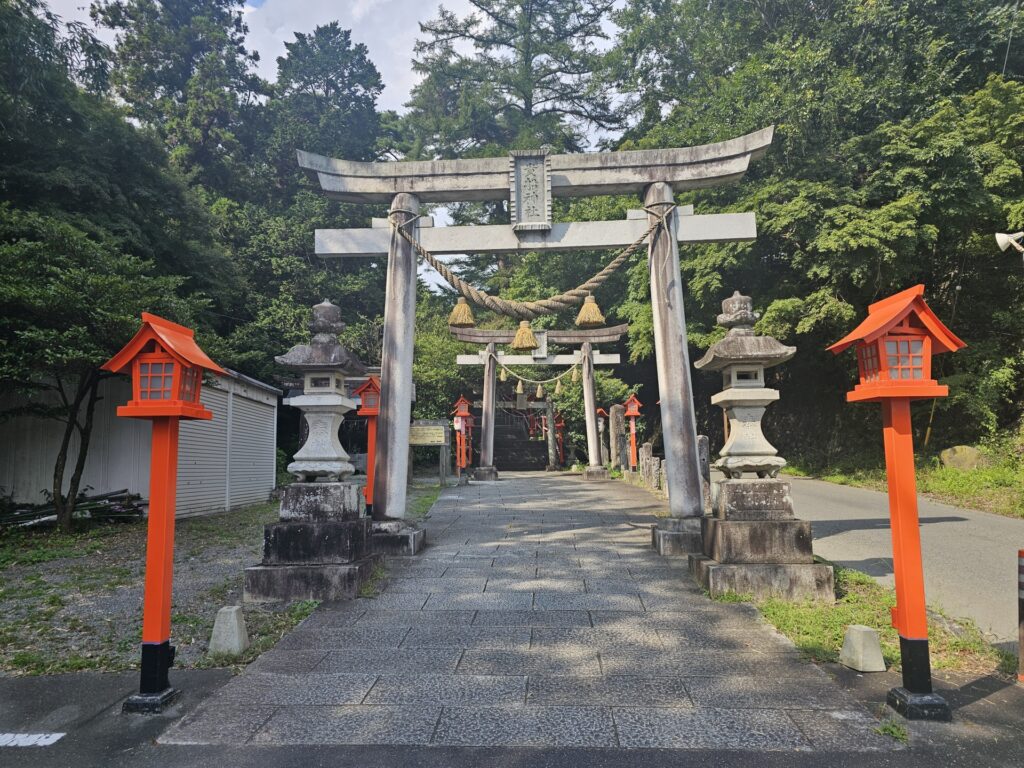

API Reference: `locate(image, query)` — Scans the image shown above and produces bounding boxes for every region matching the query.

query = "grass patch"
[357,562,388,598]
[0,523,127,570]
[406,483,441,520]
[178,502,278,549]
[874,717,909,744]
[756,566,1013,677]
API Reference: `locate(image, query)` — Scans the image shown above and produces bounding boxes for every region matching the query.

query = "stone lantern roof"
[275,299,366,375]
[694,291,795,372]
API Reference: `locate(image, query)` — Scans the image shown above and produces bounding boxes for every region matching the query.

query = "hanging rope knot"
[388,204,676,320]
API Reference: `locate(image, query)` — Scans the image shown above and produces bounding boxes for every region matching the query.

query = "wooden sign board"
[409,420,448,446]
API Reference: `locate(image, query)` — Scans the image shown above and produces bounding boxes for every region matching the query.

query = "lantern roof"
[353,375,380,396]
[624,393,643,407]
[275,300,366,375]
[827,285,966,356]
[596,407,609,417]
[102,313,225,376]
[695,291,795,372]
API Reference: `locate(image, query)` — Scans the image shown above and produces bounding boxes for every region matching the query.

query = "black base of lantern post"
[124,641,177,714]
[887,636,952,721]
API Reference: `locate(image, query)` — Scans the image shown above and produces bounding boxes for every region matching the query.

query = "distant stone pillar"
[374,193,419,520]
[545,398,558,471]
[609,404,625,471]
[647,182,702,554]
[475,342,499,481]
[581,342,608,479]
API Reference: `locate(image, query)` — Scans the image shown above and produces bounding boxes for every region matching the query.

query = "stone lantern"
[244,300,380,603]
[689,291,834,603]
[275,300,365,481]
[694,291,794,478]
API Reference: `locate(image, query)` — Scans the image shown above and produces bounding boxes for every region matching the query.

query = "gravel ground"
[0,502,282,675]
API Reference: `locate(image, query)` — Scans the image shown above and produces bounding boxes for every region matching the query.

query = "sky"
[49,0,477,111]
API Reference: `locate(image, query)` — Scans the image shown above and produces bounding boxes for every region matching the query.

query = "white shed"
[0,370,280,516]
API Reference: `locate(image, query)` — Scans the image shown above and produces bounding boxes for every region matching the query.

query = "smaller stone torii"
[452,324,625,479]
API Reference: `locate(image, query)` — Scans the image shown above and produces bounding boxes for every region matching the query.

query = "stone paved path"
[162,473,899,752]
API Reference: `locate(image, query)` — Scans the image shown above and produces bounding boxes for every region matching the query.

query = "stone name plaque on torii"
[298,127,774,548]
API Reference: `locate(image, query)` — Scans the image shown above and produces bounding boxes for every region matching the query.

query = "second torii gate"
[298,127,772,555]
[452,324,625,479]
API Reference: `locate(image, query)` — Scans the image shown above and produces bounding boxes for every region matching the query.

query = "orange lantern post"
[452,396,472,473]
[829,285,964,721]
[354,376,381,514]
[101,314,224,713]
[624,394,643,470]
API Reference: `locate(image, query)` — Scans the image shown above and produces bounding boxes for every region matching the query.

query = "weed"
[713,591,753,603]
[874,719,909,744]
[407,484,441,520]
[358,563,388,598]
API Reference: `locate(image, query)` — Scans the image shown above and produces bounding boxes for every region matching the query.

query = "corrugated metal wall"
[0,374,277,516]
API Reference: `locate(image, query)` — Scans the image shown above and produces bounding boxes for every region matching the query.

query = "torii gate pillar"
[475,342,499,481]
[647,182,703,554]
[373,193,419,519]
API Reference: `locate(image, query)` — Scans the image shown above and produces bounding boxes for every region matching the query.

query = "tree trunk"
[52,372,100,532]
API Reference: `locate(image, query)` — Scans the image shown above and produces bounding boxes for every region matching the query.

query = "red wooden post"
[452,396,472,473]
[102,313,223,713]
[624,395,643,471]
[1018,548,1024,683]
[829,285,964,722]
[355,376,381,513]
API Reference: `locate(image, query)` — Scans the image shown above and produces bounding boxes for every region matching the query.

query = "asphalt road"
[788,475,1024,643]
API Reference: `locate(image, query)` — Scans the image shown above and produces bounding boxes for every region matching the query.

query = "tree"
[407,0,624,157]
[91,0,264,193]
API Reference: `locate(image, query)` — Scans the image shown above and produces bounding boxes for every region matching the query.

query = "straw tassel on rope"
[511,320,539,351]
[575,294,605,328]
[448,297,475,328]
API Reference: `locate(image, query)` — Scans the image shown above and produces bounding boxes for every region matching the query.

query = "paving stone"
[684,675,852,709]
[787,709,903,751]
[402,626,531,649]
[317,648,463,674]
[354,609,477,626]
[472,610,592,627]
[214,672,377,706]
[583,579,645,594]
[612,706,811,750]
[533,592,644,611]
[275,626,409,650]
[485,578,587,593]
[433,705,616,747]
[246,649,327,674]
[352,593,430,609]
[365,674,527,705]
[531,627,664,651]
[385,577,488,593]
[527,675,693,706]
[599,650,823,678]
[424,592,534,610]
[159,702,277,745]
[251,705,440,745]
[457,649,602,676]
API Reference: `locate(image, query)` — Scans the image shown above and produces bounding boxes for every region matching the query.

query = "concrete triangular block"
[839,624,886,672]
[208,605,250,656]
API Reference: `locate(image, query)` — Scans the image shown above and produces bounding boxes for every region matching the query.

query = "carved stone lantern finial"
[275,300,366,481]
[694,290,794,478]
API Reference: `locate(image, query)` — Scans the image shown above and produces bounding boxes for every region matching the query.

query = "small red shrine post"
[355,376,381,514]
[829,285,963,721]
[624,394,642,470]
[452,396,472,474]
[102,313,224,713]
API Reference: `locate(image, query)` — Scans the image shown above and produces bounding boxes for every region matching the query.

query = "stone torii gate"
[452,324,626,480]
[298,127,773,552]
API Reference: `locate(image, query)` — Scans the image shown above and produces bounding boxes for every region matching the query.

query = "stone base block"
[208,606,249,656]
[839,624,886,673]
[457,474,470,486]
[243,556,381,603]
[689,554,834,602]
[473,466,499,482]
[716,479,794,520]
[583,467,610,481]
[280,482,365,522]
[371,525,426,556]
[652,517,703,557]
[262,519,370,564]
[887,687,952,722]
[701,517,814,564]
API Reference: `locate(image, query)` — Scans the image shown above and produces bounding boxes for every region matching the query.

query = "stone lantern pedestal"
[245,300,380,603]
[688,292,834,602]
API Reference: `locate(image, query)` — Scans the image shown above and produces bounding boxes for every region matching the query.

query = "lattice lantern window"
[304,372,345,395]
[133,353,200,404]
